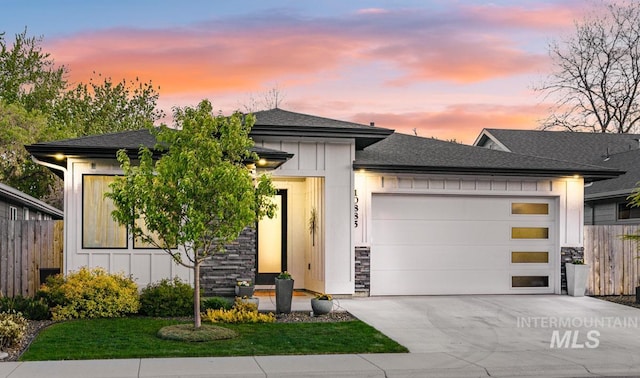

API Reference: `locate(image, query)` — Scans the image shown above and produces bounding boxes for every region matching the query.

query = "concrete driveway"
[340,295,640,377]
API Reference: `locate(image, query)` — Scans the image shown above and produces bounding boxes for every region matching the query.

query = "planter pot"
[566,263,589,297]
[311,298,333,315]
[636,286,640,304]
[275,278,294,314]
[235,285,255,298]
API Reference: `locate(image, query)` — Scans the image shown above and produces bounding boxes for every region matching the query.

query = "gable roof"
[475,128,640,165]
[354,132,621,180]
[474,129,640,198]
[0,183,63,219]
[251,108,394,149]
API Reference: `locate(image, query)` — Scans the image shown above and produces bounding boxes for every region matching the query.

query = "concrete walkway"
[3,295,640,377]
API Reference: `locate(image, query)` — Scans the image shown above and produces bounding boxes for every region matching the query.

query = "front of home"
[26,109,621,297]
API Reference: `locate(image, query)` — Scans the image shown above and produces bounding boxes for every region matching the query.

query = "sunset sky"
[2,0,592,143]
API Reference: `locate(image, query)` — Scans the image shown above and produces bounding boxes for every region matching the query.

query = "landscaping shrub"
[139,278,194,317]
[201,297,233,311]
[37,267,140,320]
[204,298,275,324]
[0,311,27,349]
[0,296,50,320]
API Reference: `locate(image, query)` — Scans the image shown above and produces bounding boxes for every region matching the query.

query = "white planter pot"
[566,263,589,297]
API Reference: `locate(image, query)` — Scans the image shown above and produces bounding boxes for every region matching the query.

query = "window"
[511,227,549,239]
[8,206,18,220]
[511,252,549,264]
[83,175,127,248]
[133,216,169,249]
[618,202,640,220]
[512,203,548,215]
[512,276,549,288]
[23,208,29,220]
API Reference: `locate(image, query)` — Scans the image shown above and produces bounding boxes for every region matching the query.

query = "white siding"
[64,159,192,288]
[256,138,355,294]
[354,173,584,248]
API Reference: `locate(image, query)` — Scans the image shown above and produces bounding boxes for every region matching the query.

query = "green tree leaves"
[107,99,276,327]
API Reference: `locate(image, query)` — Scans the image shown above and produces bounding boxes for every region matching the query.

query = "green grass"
[20,317,408,360]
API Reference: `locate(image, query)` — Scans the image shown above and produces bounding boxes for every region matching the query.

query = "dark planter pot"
[275,278,294,314]
[235,286,255,298]
[636,286,640,304]
[311,298,333,315]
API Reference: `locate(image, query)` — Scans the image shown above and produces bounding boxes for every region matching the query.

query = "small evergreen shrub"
[0,296,50,320]
[37,267,140,320]
[0,312,27,349]
[204,298,275,324]
[139,278,194,317]
[201,297,233,311]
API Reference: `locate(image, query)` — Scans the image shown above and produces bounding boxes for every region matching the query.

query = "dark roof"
[476,129,640,165]
[0,183,63,219]
[252,108,393,149]
[25,128,293,167]
[475,129,640,198]
[354,133,621,179]
[584,149,640,200]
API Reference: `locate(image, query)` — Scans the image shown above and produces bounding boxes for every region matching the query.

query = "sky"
[1,0,593,144]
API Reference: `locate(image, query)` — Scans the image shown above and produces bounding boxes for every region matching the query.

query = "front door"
[255,190,287,285]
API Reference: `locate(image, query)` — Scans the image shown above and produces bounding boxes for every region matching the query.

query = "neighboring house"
[0,182,63,221]
[474,129,640,225]
[26,109,621,296]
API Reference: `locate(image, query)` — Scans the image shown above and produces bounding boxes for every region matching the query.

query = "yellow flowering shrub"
[0,312,27,349]
[38,267,140,320]
[204,298,275,324]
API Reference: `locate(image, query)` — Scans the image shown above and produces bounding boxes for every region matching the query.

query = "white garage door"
[370,194,557,295]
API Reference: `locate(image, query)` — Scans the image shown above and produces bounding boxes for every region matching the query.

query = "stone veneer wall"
[355,246,371,296]
[560,246,585,293]
[200,227,256,296]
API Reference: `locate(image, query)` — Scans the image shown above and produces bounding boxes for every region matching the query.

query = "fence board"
[585,225,640,296]
[0,220,63,297]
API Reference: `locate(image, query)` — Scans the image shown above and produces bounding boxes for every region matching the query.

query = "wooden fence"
[584,225,640,296]
[0,220,63,298]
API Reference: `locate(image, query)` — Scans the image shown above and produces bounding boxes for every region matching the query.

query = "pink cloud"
[351,104,548,144]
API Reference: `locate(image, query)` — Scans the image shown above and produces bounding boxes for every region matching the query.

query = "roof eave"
[250,125,394,149]
[352,163,622,179]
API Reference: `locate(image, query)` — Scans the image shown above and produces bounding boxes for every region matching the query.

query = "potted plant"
[311,293,333,315]
[235,280,254,298]
[275,271,294,314]
[566,258,589,297]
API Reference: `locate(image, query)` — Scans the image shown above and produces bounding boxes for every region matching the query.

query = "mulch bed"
[596,295,640,310]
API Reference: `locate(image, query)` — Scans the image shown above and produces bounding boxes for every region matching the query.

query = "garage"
[370,194,557,295]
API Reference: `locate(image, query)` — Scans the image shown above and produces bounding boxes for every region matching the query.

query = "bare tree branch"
[536,1,640,134]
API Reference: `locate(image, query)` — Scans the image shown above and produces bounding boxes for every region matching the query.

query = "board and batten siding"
[65,159,192,288]
[256,138,355,294]
[354,173,585,248]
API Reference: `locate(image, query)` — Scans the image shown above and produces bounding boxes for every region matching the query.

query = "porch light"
[258,158,267,166]
[54,153,65,161]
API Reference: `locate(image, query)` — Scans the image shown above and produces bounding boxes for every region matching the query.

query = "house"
[474,129,640,225]
[25,109,621,296]
[0,182,63,221]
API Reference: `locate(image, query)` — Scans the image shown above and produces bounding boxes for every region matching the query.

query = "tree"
[0,29,67,114]
[106,100,276,328]
[51,73,165,137]
[538,1,640,133]
[0,101,57,198]
[0,29,164,205]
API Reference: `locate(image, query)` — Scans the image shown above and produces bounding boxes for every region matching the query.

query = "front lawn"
[20,317,408,361]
